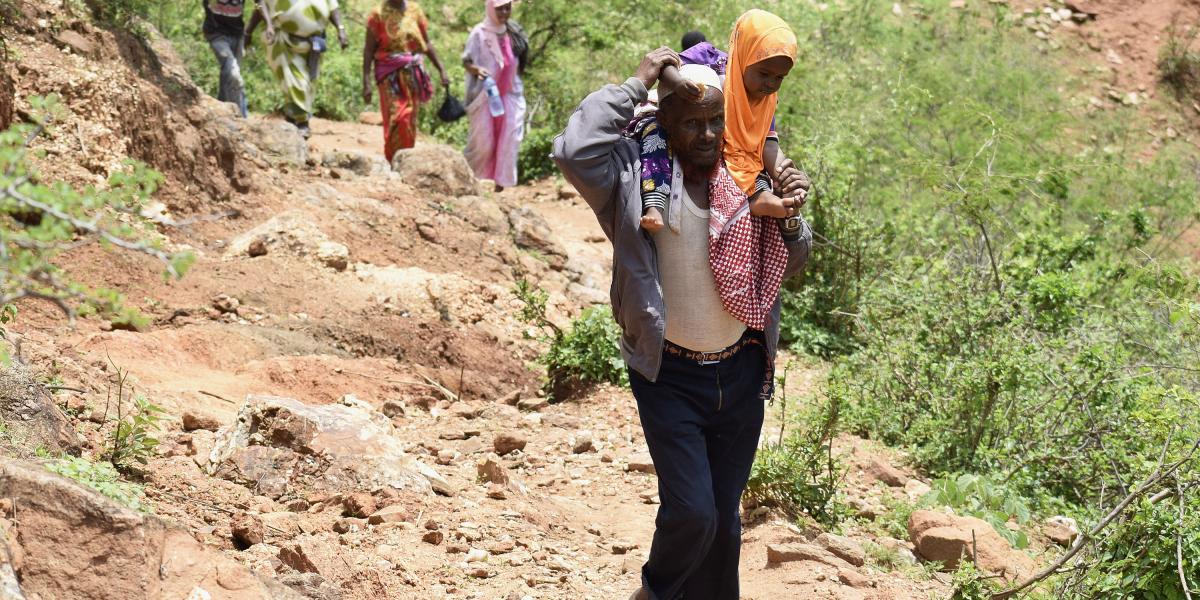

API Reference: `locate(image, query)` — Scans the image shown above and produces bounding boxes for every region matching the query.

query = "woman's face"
[494,1,512,23]
[742,55,794,100]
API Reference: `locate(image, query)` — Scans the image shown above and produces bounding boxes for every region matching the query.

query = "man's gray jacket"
[551,77,812,382]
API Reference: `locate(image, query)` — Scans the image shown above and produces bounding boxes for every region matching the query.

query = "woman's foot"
[296,122,312,139]
[641,207,665,233]
[493,183,504,193]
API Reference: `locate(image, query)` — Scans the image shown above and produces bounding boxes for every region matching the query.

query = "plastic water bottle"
[484,77,505,117]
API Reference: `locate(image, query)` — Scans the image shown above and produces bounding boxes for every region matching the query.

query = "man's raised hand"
[635,47,682,90]
[774,158,811,209]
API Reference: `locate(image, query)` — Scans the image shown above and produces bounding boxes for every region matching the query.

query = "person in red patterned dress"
[361,0,449,161]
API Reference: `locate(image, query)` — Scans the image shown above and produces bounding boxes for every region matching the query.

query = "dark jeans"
[207,33,247,117]
[630,335,767,600]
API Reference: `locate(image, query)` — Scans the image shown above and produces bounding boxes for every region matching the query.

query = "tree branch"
[991,437,1200,599]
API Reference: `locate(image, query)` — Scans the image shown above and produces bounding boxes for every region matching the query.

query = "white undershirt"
[652,183,746,352]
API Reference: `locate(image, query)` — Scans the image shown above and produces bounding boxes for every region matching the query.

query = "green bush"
[1160,24,1200,101]
[746,397,843,527]
[1062,494,1200,598]
[920,474,1033,549]
[46,456,147,511]
[514,279,626,400]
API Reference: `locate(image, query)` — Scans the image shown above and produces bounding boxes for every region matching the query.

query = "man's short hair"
[681,31,707,51]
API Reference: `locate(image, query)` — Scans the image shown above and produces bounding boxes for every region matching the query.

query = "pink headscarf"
[480,0,512,67]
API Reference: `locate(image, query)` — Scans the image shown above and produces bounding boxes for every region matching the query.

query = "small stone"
[466,567,493,578]
[838,569,871,588]
[767,543,845,566]
[488,540,515,554]
[557,184,580,200]
[381,400,406,418]
[332,518,365,534]
[316,241,349,271]
[247,238,268,257]
[865,457,907,487]
[611,541,638,555]
[341,493,376,518]
[517,397,549,412]
[817,533,866,567]
[487,483,507,500]
[445,543,469,554]
[368,504,410,525]
[1044,516,1080,547]
[278,544,320,574]
[627,454,656,474]
[572,432,594,454]
[436,449,458,465]
[212,294,240,314]
[422,530,445,545]
[182,411,222,432]
[465,548,489,563]
[904,479,932,500]
[477,454,509,485]
[424,519,440,531]
[493,432,528,456]
[284,499,310,512]
[231,513,264,549]
[600,452,614,463]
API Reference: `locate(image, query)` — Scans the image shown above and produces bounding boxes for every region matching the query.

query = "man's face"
[659,87,724,170]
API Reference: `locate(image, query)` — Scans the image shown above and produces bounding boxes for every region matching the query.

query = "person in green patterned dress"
[245,0,348,138]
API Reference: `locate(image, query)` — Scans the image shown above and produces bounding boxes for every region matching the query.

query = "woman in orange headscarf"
[723,9,799,217]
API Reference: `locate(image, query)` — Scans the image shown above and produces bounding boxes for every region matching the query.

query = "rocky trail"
[0,1,1131,598]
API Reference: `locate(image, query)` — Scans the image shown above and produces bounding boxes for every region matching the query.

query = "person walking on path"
[462,0,529,192]
[202,0,249,117]
[361,0,449,161]
[552,48,813,600]
[245,0,349,138]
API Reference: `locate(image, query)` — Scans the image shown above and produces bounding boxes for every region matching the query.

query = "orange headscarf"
[723,10,797,195]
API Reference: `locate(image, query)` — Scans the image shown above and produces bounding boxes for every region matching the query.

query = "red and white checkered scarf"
[707,160,788,331]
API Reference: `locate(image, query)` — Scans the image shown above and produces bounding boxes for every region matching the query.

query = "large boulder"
[0,459,298,599]
[0,367,81,458]
[508,207,568,267]
[390,144,477,196]
[908,509,1035,580]
[208,395,452,499]
[244,119,308,167]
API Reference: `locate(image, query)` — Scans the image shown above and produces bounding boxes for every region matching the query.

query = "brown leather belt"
[663,330,763,365]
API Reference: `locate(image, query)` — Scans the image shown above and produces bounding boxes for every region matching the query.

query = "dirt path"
[10,105,950,598]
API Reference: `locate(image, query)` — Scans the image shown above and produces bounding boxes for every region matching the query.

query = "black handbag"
[437,91,466,122]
